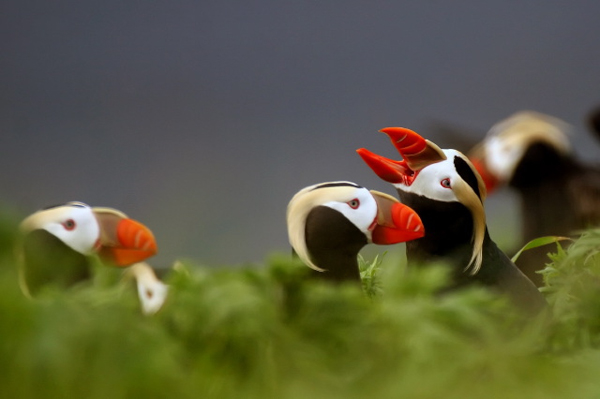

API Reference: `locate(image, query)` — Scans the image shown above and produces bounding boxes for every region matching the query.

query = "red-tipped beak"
[94,209,158,267]
[379,127,446,171]
[357,127,447,186]
[109,219,158,266]
[370,190,424,244]
[357,148,413,184]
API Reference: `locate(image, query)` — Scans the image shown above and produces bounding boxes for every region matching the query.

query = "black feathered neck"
[454,156,483,200]
[21,229,92,295]
[396,190,546,314]
[304,206,366,282]
[509,142,580,190]
[397,191,478,271]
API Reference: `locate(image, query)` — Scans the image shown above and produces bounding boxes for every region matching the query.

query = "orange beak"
[105,218,158,267]
[93,208,158,267]
[370,191,425,244]
[357,127,447,186]
[469,157,501,194]
[379,127,446,171]
[357,148,410,184]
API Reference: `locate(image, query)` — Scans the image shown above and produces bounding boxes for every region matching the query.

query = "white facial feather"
[321,188,377,239]
[20,202,100,255]
[483,111,572,180]
[287,182,378,272]
[124,262,169,315]
[484,136,523,181]
[396,149,464,203]
[393,150,487,275]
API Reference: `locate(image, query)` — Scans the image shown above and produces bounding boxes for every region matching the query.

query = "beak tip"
[371,201,425,245]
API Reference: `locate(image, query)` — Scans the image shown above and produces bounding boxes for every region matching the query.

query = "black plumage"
[358,127,546,314]
[398,191,546,313]
[470,112,600,286]
[588,105,600,140]
[21,229,93,295]
[304,206,367,282]
[17,202,160,301]
[287,181,424,284]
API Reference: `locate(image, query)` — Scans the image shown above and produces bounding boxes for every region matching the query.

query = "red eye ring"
[347,199,360,209]
[62,219,76,231]
[440,178,451,188]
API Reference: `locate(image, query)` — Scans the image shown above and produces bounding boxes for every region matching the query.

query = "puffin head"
[357,127,487,274]
[286,181,424,273]
[20,202,100,255]
[468,111,571,193]
[19,202,158,266]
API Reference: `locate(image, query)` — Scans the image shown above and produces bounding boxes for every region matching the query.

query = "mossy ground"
[3,209,600,398]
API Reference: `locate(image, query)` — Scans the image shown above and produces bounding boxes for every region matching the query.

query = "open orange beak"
[357,148,410,184]
[93,208,158,267]
[357,127,447,185]
[370,190,424,244]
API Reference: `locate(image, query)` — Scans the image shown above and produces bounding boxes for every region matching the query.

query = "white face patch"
[322,186,378,241]
[392,149,487,274]
[484,136,525,181]
[287,181,380,272]
[394,149,465,203]
[20,203,101,255]
[482,110,572,181]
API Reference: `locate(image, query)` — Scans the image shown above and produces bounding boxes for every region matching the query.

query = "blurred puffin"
[287,181,425,282]
[18,202,166,314]
[357,128,546,313]
[469,111,600,286]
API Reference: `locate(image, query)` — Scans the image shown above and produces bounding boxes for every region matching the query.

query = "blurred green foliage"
[4,205,600,398]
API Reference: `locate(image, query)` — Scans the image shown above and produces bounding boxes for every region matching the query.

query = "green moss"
[5,204,600,398]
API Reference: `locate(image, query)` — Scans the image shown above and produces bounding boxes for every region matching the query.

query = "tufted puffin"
[358,128,546,314]
[18,202,164,313]
[287,181,424,282]
[469,111,600,286]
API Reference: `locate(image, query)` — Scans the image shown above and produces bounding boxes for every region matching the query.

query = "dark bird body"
[304,206,367,282]
[21,229,92,295]
[358,127,546,314]
[510,142,600,237]
[18,202,160,300]
[287,181,424,283]
[400,191,546,309]
[470,112,600,286]
[588,105,600,141]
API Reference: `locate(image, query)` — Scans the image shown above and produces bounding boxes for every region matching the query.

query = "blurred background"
[1,1,599,268]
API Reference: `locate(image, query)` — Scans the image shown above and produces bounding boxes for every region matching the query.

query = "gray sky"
[2,1,600,267]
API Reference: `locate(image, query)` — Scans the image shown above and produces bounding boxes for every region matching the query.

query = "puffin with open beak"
[357,128,546,313]
[468,111,600,286]
[287,181,425,282]
[18,202,165,313]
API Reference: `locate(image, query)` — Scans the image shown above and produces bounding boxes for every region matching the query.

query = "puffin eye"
[347,199,360,209]
[62,219,76,231]
[440,178,451,188]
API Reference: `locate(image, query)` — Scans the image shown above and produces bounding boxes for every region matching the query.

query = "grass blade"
[511,236,573,263]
